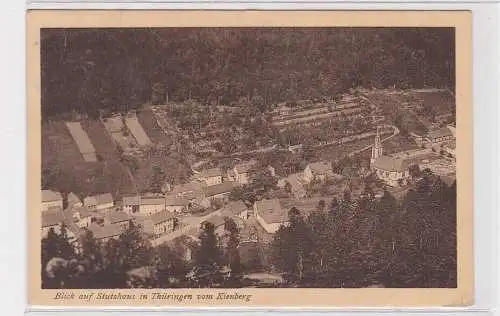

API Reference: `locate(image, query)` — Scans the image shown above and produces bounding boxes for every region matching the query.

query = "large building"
[253,199,289,234]
[253,198,324,234]
[425,127,454,146]
[370,128,411,187]
[122,195,190,216]
[198,167,223,187]
[371,156,411,187]
[201,181,235,207]
[84,193,114,211]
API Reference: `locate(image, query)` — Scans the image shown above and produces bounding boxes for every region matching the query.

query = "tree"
[154,244,190,288]
[270,207,313,284]
[191,222,224,287]
[118,222,153,270]
[41,226,77,288]
[408,164,421,179]
[41,225,75,268]
[223,217,243,286]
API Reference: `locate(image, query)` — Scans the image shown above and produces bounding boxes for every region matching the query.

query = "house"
[202,181,235,204]
[42,190,63,212]
[70,206,92,228]
[122,195,141,214]
[84,193,114,210]
[220,200,249,220]
[123,195,190,216]
[170,181,204,203]
[88,223,122,243]
[148,210,177,236]
[303,161,334,184]
[139,197,166,216]
[253,199,286,234]
[425,127,454,145]
[41,207,66,238]
[199,167,223,186]
[233,162,257,185]
[253,198,327,234]
[202,215,226,237]
[164,196,190,214]
[104,211,131,232]
[67,192,83,208]
[278,173,306,198]
[41,205,88,243]
[372,156,411,187]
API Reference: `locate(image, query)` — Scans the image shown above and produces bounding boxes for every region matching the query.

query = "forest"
[41,27,455,119]
[42,169,456,289]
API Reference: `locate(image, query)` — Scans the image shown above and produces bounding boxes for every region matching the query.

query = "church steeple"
[371,126,383,168]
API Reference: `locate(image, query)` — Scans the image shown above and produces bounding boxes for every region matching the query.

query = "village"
[41,87,457,285]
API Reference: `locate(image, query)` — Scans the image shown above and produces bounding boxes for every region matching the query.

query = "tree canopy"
[41,28,455,118]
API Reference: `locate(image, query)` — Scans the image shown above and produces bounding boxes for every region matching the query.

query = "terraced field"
[137,108,173,147]
[42,120,134,198]
[82,119,136,196]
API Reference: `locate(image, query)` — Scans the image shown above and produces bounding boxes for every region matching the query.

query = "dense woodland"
[41,28,455,118]
[42,170,456,288]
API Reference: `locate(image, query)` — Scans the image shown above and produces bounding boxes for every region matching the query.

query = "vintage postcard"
[27,10,473,307]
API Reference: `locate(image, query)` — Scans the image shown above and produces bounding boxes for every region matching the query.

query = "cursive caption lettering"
[53,291,253,303]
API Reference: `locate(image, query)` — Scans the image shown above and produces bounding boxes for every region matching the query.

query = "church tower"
[370,126,383,168]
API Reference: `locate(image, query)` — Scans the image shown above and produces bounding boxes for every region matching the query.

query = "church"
[370,127,411,187]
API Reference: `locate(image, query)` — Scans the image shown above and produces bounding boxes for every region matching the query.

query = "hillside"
[41,28,455,118]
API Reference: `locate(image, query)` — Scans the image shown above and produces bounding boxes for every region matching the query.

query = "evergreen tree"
[270,207,313,284]
[191,222,224,287]
[223,217,243,286]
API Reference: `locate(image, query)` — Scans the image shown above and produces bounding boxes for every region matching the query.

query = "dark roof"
[42,190,62,203]
[427,127,453,141]
[106,211,130,224]
[203,181,235,197]
[149,210,175,225]
[42,208,65,228]
[372,156,409,173]
[308,161,333,175]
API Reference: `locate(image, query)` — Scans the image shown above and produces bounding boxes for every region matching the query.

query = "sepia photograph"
[27,11,473,307]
